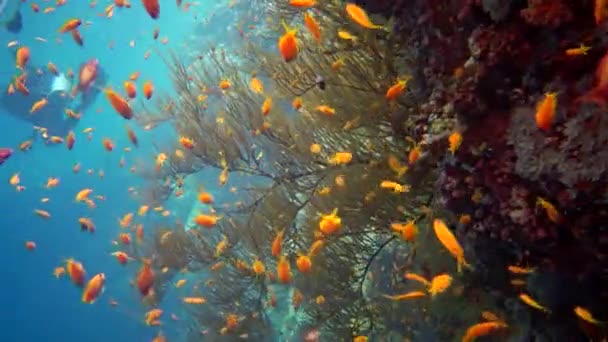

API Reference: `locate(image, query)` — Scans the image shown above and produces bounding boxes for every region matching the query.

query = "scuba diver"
[0,0,23,34]
[0,59,107,141]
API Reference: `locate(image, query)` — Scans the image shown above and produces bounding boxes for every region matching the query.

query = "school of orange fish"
[5,0,608,341]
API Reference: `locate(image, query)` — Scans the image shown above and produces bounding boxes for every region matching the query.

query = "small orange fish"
[252,259,265,275]
[125,126,138,147]
[277,256,292,283]
[198,191,213,204]
[16,46,30,69]
[111,251,130,265]
[303,12,321,43]
[319,208,341,235]
[78,218,95,233]
[102,138,114,151]
[250,77,264,93]
[519,293,550,313]
[433,219,472,272]
[315,105,335,116]
[66,131,75,150]
[278,21,298,62]
[328,151,352,165]
[194,214,219,228]
[30,98,48,113]
[25,241,36,250]
[292,97,302,110]
[289,0,316,7]
[261,97,272,116]
[136,259,155,297]
[448,132,462,155]
[82,273,105,304]
[47,62,59,75]
[535,92,557,132]
[143,80,154,99]
[66,259,86,287]
[105,88,133,119]
[428,273,453,296]
[383,291,426,301]
[59,18,82,33]
[124,81,137,99]
[391,221,418,242]
[35,209,51,219]
[345,3,384,29]
[142,0,160,19]
[565,44,591,56]
[296,255,312,273]
[271,230,284,258]
[462,321,508,342]
[404,272,431,286]
[536,197,562,223]
[183,297,206,304]
[71,30,84,46]
[386,78,410,101]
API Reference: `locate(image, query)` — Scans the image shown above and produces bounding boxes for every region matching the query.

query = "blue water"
[0,2,212,341]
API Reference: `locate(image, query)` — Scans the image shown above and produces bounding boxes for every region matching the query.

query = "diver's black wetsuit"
[0,65,107,138]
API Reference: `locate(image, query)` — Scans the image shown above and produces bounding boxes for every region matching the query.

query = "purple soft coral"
[0,148,13,165]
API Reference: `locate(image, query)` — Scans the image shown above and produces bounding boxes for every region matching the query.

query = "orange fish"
[179,136,194,149]
[136,259,155,297]
[59,18,82,33]
[71,30,84,46]
[289,0,316,7]
[536,197,562,224]
[30,98,48,113]
[47,62,59,75]
[303,12,321,43]
[124,81,137,99]
[565,44,591,56]
[278,21,298,62]
[105,88,133,119]
[198,192,214,204]
[111,251,131,265]
[143,80,154,99]
[271,229,284,258]
[125,126,138,146]
[16,46,30,69]
[78,217,95,233]
[194,214,219,228]
[433,219,472,272]
[82,273,105,303]
[129,71,140,81]
[66,131,75,150]
[292,97,302,110]
[25,241,36,250]
[462,321,508,342]
[345,3,384,29]
[252,259,265,275]
[250,77,264,93]
[535,92,557,132]
[66,259,86,287]
[319,208,341,235]
[277,256,292,283]
[142,0,160,19]
[261,97,272,116]
[102,138,114,151]
[296,255,312,273]
[386,78,410,101]
[383,291,426,301]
